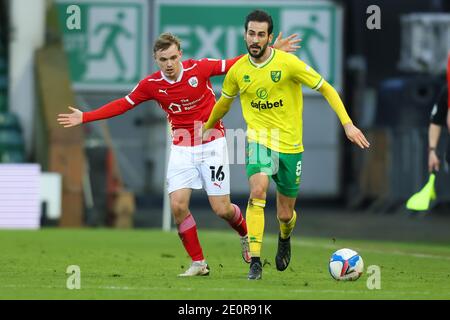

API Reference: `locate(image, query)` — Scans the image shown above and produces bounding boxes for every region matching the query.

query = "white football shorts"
[166,137,230,196]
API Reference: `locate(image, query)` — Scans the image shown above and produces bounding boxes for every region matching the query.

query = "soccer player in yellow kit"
[203,10,370,280]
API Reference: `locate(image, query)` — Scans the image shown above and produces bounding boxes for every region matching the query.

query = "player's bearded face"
[154,44,182,80]
[247,40,269,58]
[245,21,272,59]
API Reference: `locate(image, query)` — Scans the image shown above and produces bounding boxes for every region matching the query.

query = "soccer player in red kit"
[57,32,299,276]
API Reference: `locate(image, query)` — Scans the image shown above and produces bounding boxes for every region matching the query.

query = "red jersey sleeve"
[82,98,134,123]
[126,78,155,106]
[197,55,244,78]
[82,79,154,123]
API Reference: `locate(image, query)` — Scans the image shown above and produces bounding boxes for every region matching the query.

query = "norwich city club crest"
[271,71,281,82]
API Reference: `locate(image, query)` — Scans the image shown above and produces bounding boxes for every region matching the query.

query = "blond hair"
[153,32,181,54]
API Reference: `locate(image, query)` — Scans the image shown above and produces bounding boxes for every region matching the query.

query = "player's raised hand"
[273,32,301,53]
[57,106,83,128]
[343,123,370,149]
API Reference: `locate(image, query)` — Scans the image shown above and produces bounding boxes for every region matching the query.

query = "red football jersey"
[83,56,242,146]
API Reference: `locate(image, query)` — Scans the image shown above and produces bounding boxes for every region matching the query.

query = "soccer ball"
[329,248,364,281]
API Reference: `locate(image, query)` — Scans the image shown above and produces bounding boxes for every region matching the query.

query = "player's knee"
[250,186,267,200]
[170,200,189,219]
[212,203,233,220]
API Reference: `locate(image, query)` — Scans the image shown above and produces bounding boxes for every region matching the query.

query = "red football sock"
[227,204,248,237]
[177,213,204,262]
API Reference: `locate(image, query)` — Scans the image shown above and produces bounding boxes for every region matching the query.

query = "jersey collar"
[161,62,184,84]
[248,47,275,69]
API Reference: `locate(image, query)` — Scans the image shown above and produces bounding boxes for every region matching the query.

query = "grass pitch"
[1,228,450,299]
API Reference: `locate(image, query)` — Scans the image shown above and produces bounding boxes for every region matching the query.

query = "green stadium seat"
[0,149,25,163]
[0,112,26,163]
[0,112,22,132]
[0,93,6,113]
[0,56,6,112]
[0,129,25,147]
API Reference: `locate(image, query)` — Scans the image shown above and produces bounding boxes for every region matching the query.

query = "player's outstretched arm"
[57,97,135,128]
[318,81,370,149]
[57,106,82,128]
[273,32,301,53]
[202,96,234,139]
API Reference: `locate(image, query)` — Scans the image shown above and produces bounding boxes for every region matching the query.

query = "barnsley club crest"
[188,76,198,87]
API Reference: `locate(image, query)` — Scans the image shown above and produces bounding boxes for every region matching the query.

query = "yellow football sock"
[278,210,297,240]
[246,198,266,257]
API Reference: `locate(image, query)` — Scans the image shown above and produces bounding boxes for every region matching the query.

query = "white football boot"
[178,261,210,277]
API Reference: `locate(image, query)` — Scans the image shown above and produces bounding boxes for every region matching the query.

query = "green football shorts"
[245,142,303,198]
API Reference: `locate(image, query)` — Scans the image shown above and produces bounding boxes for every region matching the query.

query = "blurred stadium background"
[1,0,450,242]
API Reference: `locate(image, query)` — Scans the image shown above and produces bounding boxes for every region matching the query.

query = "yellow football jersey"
[222,48,324,153]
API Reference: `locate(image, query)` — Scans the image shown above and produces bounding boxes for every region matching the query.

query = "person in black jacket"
[428,84,449,173]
